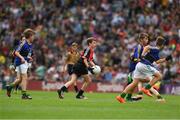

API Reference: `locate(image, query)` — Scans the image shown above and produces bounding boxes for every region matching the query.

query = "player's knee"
[158,73,162,81]
[70,74,77,82]
[154,72,162,81]
[85,77,91,83]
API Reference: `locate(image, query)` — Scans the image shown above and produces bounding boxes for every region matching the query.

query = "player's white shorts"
[15,62,29,74]
[133,62,160,80]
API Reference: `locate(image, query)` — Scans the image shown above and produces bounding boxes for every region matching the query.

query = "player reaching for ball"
[57,37,98,99]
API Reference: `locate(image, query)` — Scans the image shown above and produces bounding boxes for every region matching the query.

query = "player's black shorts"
[73,62,88,77]
[67,64,74,75]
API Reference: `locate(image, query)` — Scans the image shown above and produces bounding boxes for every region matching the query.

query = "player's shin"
[145,72,162,90]
[76,75,91,99]
[21,74,28,95]
[64,74,77,89]
[117,80,138,103]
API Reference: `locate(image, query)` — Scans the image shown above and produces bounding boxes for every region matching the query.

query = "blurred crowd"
[0,0,179,85]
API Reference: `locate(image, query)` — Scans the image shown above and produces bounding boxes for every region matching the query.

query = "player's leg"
[67,64,79,92]
[20,73,32,99]
[127,73,133,85]
[6,73,22,97]
[125,88,134,102]
[57,73,77,99]
[116,79,139,103]
[137,82,143,95]
[142,71,162,96]
[153,81,161,91]
[76,74,91,99]
[131,82,144,101]
[73,81,79,93]
[150,86,165,102]
[14,84,19,93]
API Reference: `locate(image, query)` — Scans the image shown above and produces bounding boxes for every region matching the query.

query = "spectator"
[0,0,179,85]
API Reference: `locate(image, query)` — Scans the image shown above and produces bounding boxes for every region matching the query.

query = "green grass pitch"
[0,90,180,119]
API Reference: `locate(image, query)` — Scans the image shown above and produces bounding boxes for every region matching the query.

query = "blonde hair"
[22,28,35,39]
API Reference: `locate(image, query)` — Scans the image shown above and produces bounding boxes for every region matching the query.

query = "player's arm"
[82,48,95,74]
[141,45,150,58]
[14,51,25,63]
[83,57,90,68]
[86,59,95,74]
[82,48,91,68]
[27,50,34,62]
[134,45,142,62]
[89,61,95,67]
[14,43,25,63]
[155,55,172,64]
[65,52,71,64]
[63,52,71,72]
[155,58,166,64]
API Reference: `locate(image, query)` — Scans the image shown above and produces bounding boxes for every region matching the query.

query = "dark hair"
[156,36,165,46]
[86,37,96,45]
[138,33,149,40]
[22,28,35,39]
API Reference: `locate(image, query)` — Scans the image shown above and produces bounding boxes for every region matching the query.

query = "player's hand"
[88,67,94,74]
[28,57,33,62]
[21,57,26,63]
[165,55,172,61]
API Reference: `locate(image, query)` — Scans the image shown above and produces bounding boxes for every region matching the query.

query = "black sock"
[15,84,19,91]
[77,89,84,97]
[61,86,67,92]
[74,85,79,93]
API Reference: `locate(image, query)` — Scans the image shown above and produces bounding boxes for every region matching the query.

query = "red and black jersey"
[77,47,94,65]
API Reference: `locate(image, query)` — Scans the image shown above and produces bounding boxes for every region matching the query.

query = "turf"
[0,90,180,119]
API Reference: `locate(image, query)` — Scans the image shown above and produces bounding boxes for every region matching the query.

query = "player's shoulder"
[67,51,72,54]
[136,44,143,49]
[143,45,150,49]
[20,39,26,44]
[84,47,90,50]
[66,51,72,57]
[149,46,159,50]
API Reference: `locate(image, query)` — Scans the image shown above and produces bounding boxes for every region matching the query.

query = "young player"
[127,34,165,102]
[116,36,172,103]
[126,33,149,101]
[57,37,97,99]
[63,42,80,92]
[9,36,26,93]
[6,28,35,99]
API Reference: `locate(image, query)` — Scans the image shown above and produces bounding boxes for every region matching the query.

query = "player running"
[9,36,26,93]
[127,33,165,102]
[57,37,97,99]
[116,36,172,103]
[6,28,35,99]
[126,33,149,101]
[63,42,80,92]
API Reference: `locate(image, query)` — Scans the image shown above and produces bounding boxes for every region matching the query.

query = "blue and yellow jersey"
[141,46,160,66]
[129,44,143,72]
[14,40,33,66]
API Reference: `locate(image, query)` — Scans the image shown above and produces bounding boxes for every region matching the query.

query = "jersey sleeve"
[82,48,90,59]
[133,45,142,60]
[15,41,25,52]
